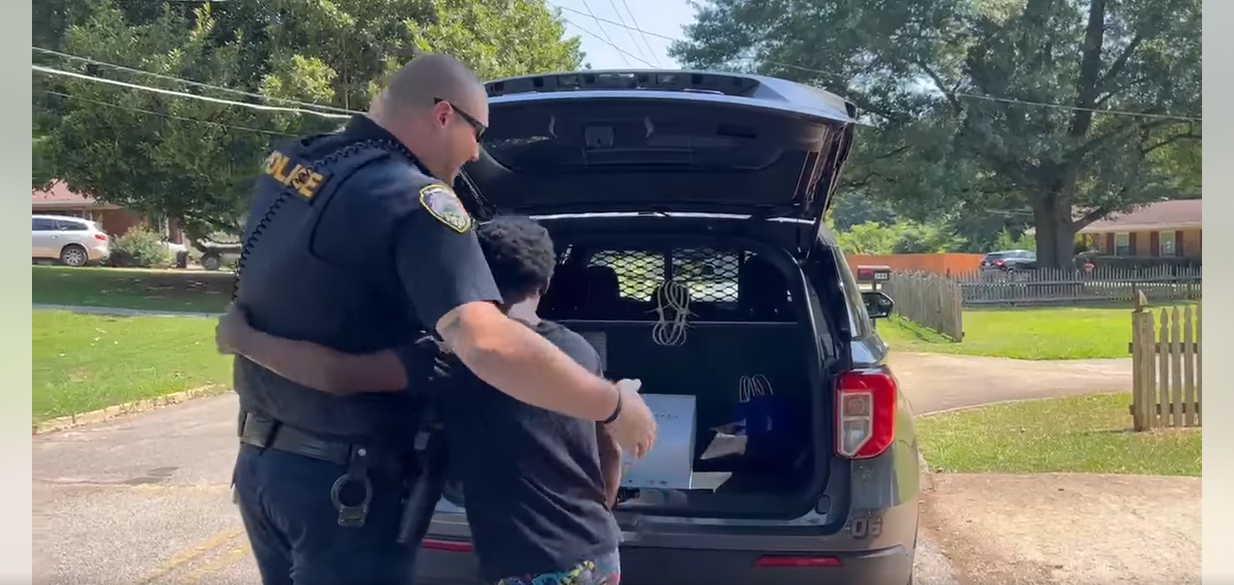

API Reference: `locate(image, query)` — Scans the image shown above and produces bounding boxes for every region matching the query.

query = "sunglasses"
[434,97,487,141]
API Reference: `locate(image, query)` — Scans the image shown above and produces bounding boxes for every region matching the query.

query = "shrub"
[108,226,172,268]
[1073,252,1200,271]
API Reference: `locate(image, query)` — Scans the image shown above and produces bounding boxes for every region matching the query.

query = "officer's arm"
[218,306,408,393]
[396,207,621,423]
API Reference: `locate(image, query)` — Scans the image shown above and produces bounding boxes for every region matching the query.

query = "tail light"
[993,259,1004,266]
[755,555,841,568]
[94,233,108,241]
[834,368,897,459]
[422,538,472,553]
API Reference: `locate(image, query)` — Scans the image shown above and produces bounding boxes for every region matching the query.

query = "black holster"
[396,420,448,545]
[396,334,454,545]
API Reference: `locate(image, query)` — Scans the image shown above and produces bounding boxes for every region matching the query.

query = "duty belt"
[236,410,413,527]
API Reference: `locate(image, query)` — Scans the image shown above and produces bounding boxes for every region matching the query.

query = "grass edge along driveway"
[33,309,232,425]
[33,265,233,313]
[878,302,1197,360]
[917,391,1201,477]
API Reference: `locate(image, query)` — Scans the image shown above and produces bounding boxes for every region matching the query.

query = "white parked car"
[32,214,110,267]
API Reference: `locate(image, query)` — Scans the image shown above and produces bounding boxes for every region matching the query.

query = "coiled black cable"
[231,138,412,302]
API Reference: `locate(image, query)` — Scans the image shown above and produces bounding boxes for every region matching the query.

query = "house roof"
[1078,199,1202,233]
[31,181,120,210]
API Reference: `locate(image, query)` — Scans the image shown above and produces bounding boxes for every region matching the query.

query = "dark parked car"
[980,249,1037,272]
[414,70,921,585]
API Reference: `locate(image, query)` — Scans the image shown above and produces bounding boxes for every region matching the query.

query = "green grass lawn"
[917,392,1201,477]
[33,265,232,313]
[32,310,232,425]
[876,303,1197,360]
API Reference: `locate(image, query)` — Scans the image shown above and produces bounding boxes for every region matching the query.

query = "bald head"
[375,53,485,117]
[368,53,489,183]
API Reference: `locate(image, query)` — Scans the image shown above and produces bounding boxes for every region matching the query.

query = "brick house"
[1078,199,1201,260]
[32,181,185,244]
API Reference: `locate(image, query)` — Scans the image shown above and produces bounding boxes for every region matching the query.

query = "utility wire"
[950,91,1201,122]
[33,46,356,116]
[40,90,298,137]
[615,0,661,66]
[562,18,655,67]
[606,0,659,66]
[575,0,633,67]
[35,25,1199,123]
[550,5,1202,123]
[32,64,355,119]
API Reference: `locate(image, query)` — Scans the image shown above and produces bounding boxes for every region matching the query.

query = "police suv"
[416,70,921,585]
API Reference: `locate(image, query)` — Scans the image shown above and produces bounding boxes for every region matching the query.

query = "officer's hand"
[215,304,247,355]
[606,379,656,459]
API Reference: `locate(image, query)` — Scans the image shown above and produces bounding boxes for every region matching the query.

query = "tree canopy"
[671,0,1201,267]
[33,0,585,242]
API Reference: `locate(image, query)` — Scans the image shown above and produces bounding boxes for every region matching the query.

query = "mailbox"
[855,265,892,284]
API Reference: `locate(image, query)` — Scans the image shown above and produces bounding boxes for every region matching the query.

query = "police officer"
[226,54,657,585]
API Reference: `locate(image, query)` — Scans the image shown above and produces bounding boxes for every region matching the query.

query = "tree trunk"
[1031,194,1077,270]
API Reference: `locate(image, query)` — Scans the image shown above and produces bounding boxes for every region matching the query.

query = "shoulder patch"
[419,184,472,234]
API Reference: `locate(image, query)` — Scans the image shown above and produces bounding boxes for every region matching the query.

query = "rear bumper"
[414,543,913,585]
[88,244,110,261]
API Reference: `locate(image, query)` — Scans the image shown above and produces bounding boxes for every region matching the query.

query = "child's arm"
[596,422,623,509]
[216,304,408,394]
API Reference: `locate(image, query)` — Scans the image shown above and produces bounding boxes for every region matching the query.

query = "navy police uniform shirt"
[310,116,503,331]
[232,115,503,446]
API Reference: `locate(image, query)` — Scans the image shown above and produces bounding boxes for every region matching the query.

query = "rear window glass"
[834,252,871,339]
[540,247,796,322]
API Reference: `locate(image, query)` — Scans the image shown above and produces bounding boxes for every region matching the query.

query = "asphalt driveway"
[32,351,1131,584]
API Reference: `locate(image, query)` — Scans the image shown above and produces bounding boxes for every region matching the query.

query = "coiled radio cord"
[231,138,411,301]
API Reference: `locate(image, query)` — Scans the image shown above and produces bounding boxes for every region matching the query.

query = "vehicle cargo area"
[534,227,837,519]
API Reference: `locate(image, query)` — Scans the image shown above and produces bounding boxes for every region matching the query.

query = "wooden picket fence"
[880,271,964,340]
[1129,293,1202,431]
[954,265,1202,307]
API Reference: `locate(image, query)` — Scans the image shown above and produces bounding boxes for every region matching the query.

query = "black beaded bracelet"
[601,384,623,424]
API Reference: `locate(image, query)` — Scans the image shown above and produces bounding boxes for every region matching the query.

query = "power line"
[550,5,1202,123]
[40,90,297,137]
[562,18,655,67]
[553,6,678,44]
[32,46,356,116]
[951,91,1201,122]
[615,0,660,66]
[605,0,658,66]
[32,64,355,119]
[575,0,632,67]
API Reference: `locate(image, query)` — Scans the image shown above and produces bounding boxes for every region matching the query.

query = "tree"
[35,0,584,241]
[670,0,1202,268]
[833,220,968,255]
[954,0,1202,268]
[39,3,273,241]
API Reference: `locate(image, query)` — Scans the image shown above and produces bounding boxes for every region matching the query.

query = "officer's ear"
[431,100,453,129]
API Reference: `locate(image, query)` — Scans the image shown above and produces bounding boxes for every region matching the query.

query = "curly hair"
[476,216,556,305]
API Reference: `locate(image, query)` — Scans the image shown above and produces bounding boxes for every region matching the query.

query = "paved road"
[33,350,1129,584]
[33,304,221,319]
[889,352,1131,415]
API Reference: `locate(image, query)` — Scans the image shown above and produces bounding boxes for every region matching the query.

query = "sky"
[548,0,697,69]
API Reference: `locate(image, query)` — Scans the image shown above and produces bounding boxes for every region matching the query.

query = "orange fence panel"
[845,253,985,277]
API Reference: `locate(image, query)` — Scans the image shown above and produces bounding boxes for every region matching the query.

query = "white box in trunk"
[620,393,697,490]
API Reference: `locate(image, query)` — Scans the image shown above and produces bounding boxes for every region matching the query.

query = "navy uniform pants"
[233,444,417,585]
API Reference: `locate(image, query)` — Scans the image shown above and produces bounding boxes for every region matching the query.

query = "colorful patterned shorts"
[493,550,621,585]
